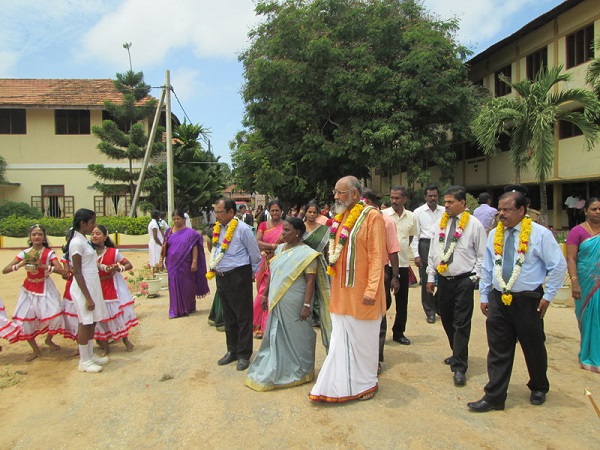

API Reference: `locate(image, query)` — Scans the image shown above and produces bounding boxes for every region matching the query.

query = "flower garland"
[206,217,239,280]
[436,212,470,274]
[493,216,532,305]
[326,200,366,276]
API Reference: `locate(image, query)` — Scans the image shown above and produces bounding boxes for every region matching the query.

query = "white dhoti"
[309,313,380,402]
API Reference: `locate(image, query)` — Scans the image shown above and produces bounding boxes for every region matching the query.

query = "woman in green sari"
[303,201,332,349]
[245,218,319,391]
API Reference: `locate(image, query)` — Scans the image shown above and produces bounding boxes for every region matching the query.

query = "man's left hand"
[390,277,400,295]
[362,296,376,306]
[537,299,550,318]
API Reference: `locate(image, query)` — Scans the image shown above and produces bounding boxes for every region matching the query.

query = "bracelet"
[119,265,125,272]
[12,264,19,272]
[303,303,311,308]
[570,276,578,281]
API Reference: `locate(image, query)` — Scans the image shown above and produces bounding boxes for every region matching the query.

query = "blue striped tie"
[502,228,515,283]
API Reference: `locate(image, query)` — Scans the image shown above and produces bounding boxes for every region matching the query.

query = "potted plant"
[126,265,160,298]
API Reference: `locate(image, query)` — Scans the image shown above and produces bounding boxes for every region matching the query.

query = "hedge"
[0,215,152,238]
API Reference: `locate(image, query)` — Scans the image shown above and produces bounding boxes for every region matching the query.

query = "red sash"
[98,248,118,300]
[22,247,52,295]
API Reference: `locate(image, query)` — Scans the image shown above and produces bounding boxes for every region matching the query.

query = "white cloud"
[422,0,559,51]
[171,67,204,100]
[80,0,260,68]
[0,51,19,77]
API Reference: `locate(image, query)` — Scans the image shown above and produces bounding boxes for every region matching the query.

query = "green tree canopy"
[232,0,481,204]
[89,70,164,200]
[143,121,228,214]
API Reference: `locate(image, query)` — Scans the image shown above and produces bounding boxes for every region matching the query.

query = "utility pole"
[165,70,175,221]
[129,87,166,216]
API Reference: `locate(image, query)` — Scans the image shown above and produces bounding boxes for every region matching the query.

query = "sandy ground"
[0,247,599,449]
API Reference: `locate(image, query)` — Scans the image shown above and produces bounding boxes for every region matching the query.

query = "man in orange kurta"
[309,176,387,402]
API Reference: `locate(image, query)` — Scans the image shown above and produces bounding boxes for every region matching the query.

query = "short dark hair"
[478,193,491,205]
[499,191,528,210]
[286,216,306,235]
[172,208,185,219]
[306,200,320,213]
[390,185,408,196]
[443,185,466,202]
[362,188,381,205]
[217,198,236,214]
[425,185,439,195]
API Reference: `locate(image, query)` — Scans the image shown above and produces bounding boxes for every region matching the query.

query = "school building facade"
[370,0,600,228]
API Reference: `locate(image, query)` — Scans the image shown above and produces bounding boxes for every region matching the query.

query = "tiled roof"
[0,78,150,108]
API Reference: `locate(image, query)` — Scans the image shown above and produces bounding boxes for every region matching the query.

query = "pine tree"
[88,71,163,209]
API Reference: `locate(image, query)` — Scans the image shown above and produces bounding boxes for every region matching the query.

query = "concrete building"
[370,0,599,228]
[0,79,160,217]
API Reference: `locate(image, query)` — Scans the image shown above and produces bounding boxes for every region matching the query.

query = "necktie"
[502,228,515,283]
[444,217,457,265]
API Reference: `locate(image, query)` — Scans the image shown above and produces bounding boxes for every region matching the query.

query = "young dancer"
[0,296,21,352]
[2,224,65,361]
[91,225,136,355]
[65,209,109,373]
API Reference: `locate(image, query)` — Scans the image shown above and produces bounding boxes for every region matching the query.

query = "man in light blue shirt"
[473,192,498,231]
[213,198,261,372]
[468,190,566,412]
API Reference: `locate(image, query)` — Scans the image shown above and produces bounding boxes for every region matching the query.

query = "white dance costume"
[94,247,138,340]
[11,247,65,341]
[0,297,21,343]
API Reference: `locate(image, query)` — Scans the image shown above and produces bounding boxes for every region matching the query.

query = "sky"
[0,0,566,166]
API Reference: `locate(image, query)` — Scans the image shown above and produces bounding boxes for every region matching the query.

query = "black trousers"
[437,275,475,374]
[215,264,254,360]
[483,288,549,404]
[379,266,409,361]
[418,239,437,316]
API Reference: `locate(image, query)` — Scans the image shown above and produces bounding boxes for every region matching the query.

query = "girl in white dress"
[2,225,66,361]
[65,209,110,373]
[91,225,137,355]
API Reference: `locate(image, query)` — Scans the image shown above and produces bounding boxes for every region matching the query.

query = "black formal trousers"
[418,239,437,316]
[437,275,475,374]
[215,264,254,360]
[379,267,393,362]
[381,266,409,340]
[483,288,549,404]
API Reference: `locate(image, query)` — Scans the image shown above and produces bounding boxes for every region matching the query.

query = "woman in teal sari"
[566,197,600,373]
[245,218,319,391]
[303,201,332,349]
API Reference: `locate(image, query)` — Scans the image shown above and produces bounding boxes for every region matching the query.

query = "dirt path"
[0,248,598,449]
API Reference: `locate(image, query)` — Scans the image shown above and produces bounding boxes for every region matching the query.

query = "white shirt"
[184,213,191,228]
[410,203,445,258]
[426,212,487,281]
[382,207,417,267]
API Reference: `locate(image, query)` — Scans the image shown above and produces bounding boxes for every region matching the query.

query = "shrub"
[0,215,152,238]
[0,202,43,220]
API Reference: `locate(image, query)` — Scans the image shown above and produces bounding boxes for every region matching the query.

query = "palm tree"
[585,39,600,95]
[472,65,600,222]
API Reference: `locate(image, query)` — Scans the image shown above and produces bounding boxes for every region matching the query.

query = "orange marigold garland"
[206,217,239,280]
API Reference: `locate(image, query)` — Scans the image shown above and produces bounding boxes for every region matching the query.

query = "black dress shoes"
[453,371,466,386]
[530,391,546,405]
[426,315,435,324]
[444,356,454,365]
[393,335,411,345]
[217,352,237,366]
[467,397,505,412]
[236,359,250,371]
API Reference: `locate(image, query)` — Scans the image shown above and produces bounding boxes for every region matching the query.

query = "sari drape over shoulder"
[165,227,209,318]
[253,223,284,334]
[303,224,332,349]
[245,244,319,391]
[575,234,600,373]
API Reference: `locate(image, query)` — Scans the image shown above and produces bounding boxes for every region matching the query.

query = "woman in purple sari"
[162,209,209,318]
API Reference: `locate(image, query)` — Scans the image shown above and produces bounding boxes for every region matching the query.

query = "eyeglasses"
[332,189,350,196]
[214,210,225,215]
